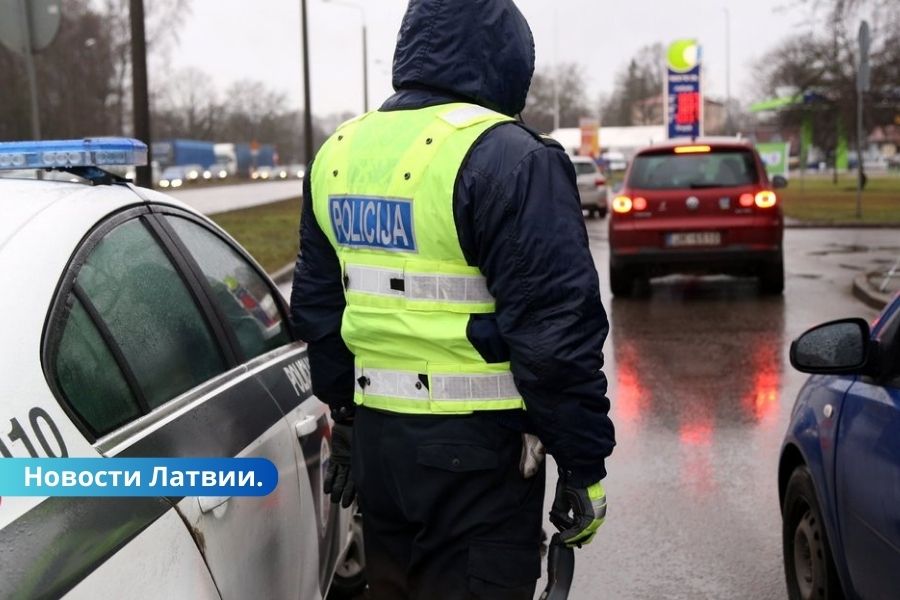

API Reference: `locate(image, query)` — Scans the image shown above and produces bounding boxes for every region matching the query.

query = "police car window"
[76,219,227,409]
[166,216,291,360]
[56,298,141,436]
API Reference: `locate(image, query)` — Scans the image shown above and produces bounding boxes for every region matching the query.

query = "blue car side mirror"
[790,318,874,375]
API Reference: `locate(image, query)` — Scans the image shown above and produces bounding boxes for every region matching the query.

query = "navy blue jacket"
[291,0,614,486]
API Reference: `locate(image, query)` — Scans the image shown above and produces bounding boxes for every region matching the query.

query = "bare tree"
[0,0,117,140]
[98,0,192,133]
[154,68,220,139]
[599,43,665,127]
[755,0,900,163]
[522,63,593,132]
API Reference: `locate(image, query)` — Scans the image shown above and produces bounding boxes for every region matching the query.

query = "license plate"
[665,231,721,247]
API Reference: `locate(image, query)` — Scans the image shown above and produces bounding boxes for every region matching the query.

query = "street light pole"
[16,0,41,141]
[300,0,314,164]
[323,0,369,113]
[362,22,369,112]
[130,0,152,188]
[552,8,559,131]
[724,6,732,134]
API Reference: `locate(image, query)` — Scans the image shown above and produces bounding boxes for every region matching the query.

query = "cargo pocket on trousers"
[416,444,499,472]
[467,541,541,599]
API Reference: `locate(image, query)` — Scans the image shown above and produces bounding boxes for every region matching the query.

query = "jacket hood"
[391,0,535,116]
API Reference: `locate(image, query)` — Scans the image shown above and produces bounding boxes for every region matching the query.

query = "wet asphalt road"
[545,221,896,600]
[279,224,899,600]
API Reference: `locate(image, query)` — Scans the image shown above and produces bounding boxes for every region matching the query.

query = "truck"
[152,139,216,169]
[214,143,276,178]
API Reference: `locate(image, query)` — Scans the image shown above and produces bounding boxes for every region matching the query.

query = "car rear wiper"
[688,182,724,189]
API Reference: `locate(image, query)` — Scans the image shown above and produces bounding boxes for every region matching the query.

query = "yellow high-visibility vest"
[311,103,525,414]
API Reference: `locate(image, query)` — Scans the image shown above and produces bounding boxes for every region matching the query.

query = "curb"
[852,272,893,310]
[271,262,295,285]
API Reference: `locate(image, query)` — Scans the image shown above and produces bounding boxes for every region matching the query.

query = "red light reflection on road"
[612,340,648,433]
[678,412,716,498]
[741,338,782,427]
[679,419,713,446]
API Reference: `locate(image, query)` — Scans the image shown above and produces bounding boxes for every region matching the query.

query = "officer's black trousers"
[352,406,546,600]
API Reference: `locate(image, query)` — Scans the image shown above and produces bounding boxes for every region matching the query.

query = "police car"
[0,139,364,599]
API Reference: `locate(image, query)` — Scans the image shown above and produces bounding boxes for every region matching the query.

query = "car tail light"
[612,195,633,214]
[755,190,777,208]
[739,193,755,207]
[632,196,648,211]
[595,176,606,187]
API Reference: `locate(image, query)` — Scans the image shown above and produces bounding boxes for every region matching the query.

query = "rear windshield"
[628,149,759,189]
[573,161,598,175]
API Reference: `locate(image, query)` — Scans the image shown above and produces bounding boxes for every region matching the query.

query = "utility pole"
[362,22,369,112]
[855,20,870,219]
[552,8,560,131]
[323,0,369,113]
[724,6,732,134]
[130,0,152,187]
[17,0,41,141]
[301,0,314,165]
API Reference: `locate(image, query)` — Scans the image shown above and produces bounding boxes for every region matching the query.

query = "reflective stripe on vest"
[355,366,523,414]
[345,264,493,304]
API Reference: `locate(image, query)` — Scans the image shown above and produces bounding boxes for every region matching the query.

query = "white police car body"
[0,139,362,599]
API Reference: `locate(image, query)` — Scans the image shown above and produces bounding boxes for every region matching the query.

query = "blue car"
[780,293,900,599]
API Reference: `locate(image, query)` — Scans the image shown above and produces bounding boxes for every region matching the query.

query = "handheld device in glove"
[323,422,355,508]
[549,474,606,548]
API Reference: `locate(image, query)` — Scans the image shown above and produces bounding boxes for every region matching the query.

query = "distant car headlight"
[218,170,227,178]
[203,170,212,179]
[159,180,170,188]
[172,178,183,188]
[187,170,199,180]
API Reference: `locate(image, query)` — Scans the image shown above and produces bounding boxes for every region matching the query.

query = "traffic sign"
[0,0,61,56]
[857,20,870,93]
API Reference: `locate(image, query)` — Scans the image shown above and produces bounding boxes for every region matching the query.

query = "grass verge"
[780,175,900,223]
[209,197,301,273]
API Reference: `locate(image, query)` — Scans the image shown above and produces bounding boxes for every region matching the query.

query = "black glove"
[549,473,606,548]
[323,422,355,508]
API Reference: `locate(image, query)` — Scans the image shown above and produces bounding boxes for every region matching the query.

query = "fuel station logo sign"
[666,39,702,139]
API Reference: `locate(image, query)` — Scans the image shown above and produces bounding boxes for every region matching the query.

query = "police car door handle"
[295,415,318,438]
[198,495,231,514]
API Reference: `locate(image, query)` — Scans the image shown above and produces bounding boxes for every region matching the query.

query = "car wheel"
[328,513,367,599]
[783,466,843,600]
[610,264,633,297]
[760,257,785,295]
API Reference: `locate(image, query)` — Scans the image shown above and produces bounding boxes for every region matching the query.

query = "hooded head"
[391,0,535,117]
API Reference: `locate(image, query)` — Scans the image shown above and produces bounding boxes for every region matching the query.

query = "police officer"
[291,0,615,597]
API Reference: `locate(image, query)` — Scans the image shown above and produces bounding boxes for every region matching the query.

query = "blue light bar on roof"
[0,138,148,171]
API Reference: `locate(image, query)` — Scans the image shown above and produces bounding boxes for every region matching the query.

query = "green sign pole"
[800,113,813,192]
[836,118,849,184]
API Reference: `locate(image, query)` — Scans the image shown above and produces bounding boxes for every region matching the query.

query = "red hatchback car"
[608,138,785,297]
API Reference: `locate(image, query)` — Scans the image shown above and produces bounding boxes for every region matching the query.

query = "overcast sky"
[168,0,816,118]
